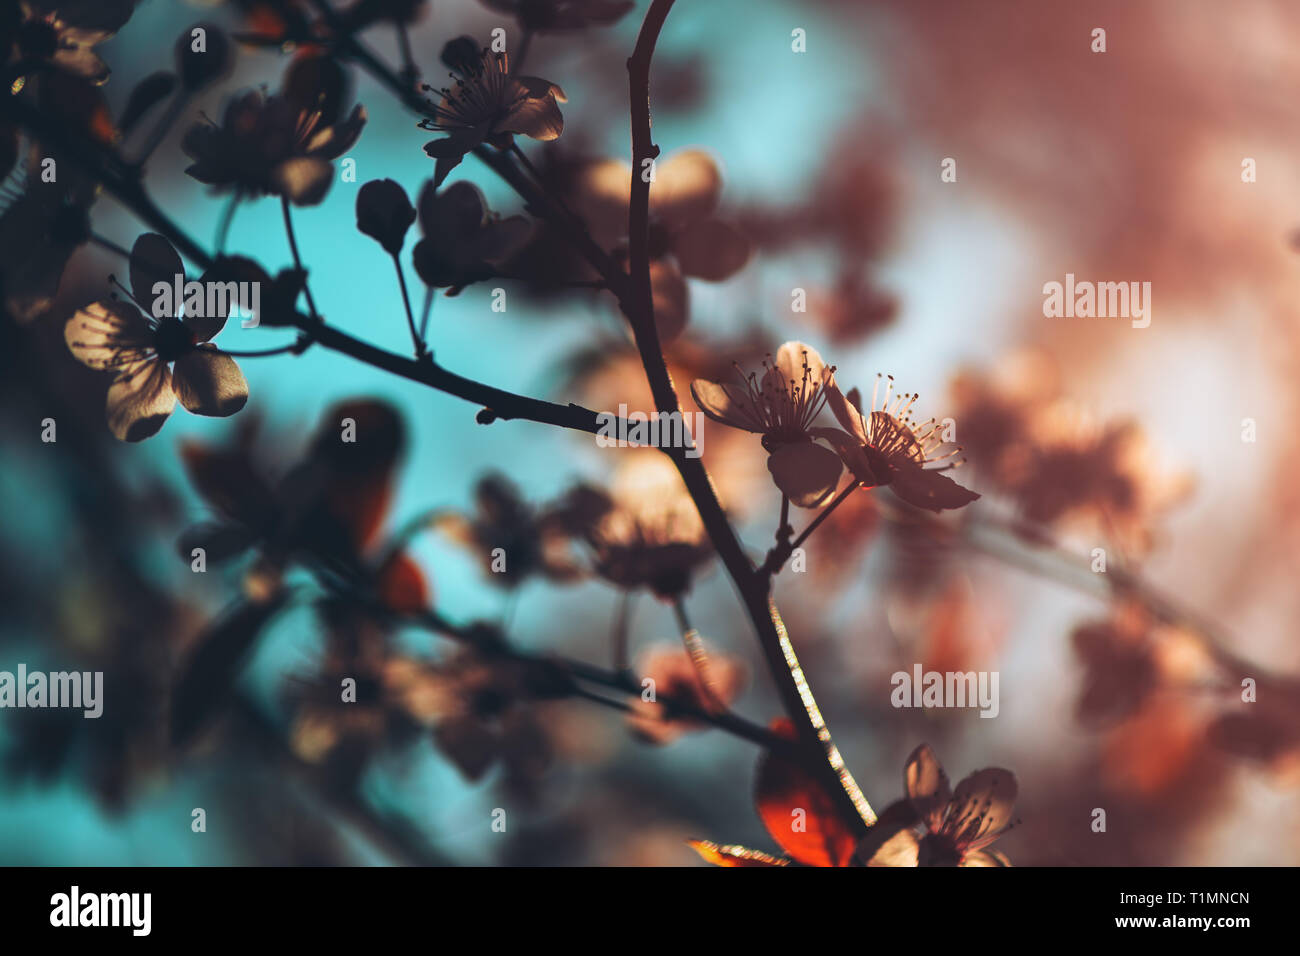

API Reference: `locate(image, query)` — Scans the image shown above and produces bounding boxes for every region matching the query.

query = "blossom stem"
[131,90,192,168]
[416,608,795,755]
[790,482,859,553]
[419,285,434,342]
[391,252,424,356]
[219,341,306,358]
[673,598,727,712]
[280,196,321,320]
[215,194,240,254]
[611,591,634,676]
[508,141,577,218]
[395,22,418,85]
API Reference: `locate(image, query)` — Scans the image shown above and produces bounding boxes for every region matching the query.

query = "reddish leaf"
[376,551,430,614]
[754,719,859,867]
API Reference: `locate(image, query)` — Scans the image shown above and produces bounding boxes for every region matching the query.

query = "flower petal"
[856,798,922,866]
[766,441,843,508]
[130,233,184,310]
[942,767,1018,851]
[808,426,878,485]
[864,827,921,867]
[904,743,952,832]
[773,340,828,387]
[961,849,1012,867]
[650,258,689,341]
[498,84,564,141]
[651,149,721,226]
[673,217,752,281]
[824,381,869,443]
[106,360,175,441]
[272,157,334,206]
[690,379,765,433]
[65,299,152,370]
[473,215,532,265]
[423,127,484,160]
[306,104,367,160]
[888,464,980,513]
[573,157,632,243]
[172,347,249,417]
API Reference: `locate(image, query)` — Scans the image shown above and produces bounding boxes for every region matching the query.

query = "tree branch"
[623,0,875,833]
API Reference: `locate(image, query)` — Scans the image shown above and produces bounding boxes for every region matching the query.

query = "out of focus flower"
[413,646,566,784]
[431,471,585,588]
[815,374,978,513]
[565,453,713,599]
[692,341,843,507]
[861,744,1017,866]
[947,348,1058,485]
[63,234,248,441]
[1013,404,1192,554]
[419,37,566,187]
[179,399,431,613]
[574,148,751,340]
[479,0,633,32]
[6,0,135,85]
[948,351,1191,553]
[1,70,114,321]
[411,180,530,290]
[625,642,745,744]
[1072,605,1159,727]
[0,159,94,322]
[182,55,366,206]
[1207,675,1300,775]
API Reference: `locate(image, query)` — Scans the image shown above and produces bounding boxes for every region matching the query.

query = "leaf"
[375,551,431,614]
[753,718,859,867]
[171,592,289,748]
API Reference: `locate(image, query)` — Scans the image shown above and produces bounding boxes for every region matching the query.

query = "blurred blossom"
[573,149,752,340]
[430,470,586,588]
[411,180,530,290]
[564,451,713,600]
[183,55,367,206]
[625,641,745,745]
[6,0,136,85]
[950,351,1192,552]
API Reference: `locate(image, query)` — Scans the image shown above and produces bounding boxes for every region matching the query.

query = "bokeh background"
[2,0,1299,865]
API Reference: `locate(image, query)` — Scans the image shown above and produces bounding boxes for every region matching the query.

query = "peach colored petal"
[766,441,843,508]
[106,359,175,441]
